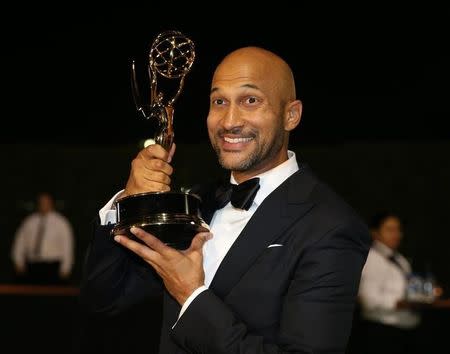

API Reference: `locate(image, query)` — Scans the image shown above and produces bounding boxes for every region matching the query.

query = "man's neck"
[231,151,289,184]
[373,240,396,255]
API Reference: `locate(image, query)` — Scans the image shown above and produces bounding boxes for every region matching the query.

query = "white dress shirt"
[202,151,299,287]
[11,211,74,275]
[358,240,420,329]
[99,151,299,322]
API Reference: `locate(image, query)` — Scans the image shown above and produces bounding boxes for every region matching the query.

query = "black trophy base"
[112,215,208,250]
[111,192,208,250]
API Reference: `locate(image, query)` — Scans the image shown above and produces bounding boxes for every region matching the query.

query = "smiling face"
[207,47,302,182]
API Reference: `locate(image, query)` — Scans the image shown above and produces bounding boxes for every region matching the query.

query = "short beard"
[212,124,285,172]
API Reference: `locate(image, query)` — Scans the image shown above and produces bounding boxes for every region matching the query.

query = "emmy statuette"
[112,31,207,250]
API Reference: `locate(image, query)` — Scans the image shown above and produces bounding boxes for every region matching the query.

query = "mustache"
[217,127,257,138]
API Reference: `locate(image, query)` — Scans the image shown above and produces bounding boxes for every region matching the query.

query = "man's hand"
[122,143,176,198]
[114,227,212,305]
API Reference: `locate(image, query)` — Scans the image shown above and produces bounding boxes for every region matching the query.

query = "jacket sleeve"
[170,223,370,354]
[79,220,163,316]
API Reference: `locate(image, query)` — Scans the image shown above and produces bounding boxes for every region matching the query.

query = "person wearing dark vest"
[358,212,420,354]
[80,47,371,353]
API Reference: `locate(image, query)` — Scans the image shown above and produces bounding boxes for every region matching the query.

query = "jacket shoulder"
[293,167,371,247]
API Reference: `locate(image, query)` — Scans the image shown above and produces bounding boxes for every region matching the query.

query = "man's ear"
[284,100,302,131]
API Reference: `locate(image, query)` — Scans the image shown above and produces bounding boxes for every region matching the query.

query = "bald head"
[207,46,302,180]
[213,47,296,104]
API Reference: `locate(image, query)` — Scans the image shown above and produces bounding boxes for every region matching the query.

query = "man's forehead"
[211,66,270,92]
[210,81,261,94]
[210,49,295,99]
[213,59,268,80]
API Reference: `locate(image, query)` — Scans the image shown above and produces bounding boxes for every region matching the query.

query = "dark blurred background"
[0,3,449,353]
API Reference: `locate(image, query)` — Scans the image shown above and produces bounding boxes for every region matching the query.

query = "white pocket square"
[267,244,283,248]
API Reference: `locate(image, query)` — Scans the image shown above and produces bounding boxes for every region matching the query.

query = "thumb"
[167,143,176,163]
[189,232,212,252]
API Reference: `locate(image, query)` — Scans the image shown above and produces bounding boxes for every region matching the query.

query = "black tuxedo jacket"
[80,163,370,353]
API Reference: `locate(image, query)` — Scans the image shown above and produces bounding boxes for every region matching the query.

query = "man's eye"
[245,96,259,104]
[213,98,225,105]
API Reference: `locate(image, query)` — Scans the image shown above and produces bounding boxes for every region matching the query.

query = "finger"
[134,153,173,176]
[142,170,171,186]
[127,171,170,193]
[167,143,176,163]
[114,235,164,273]
[146,182,170,192]
[141,144,171,162]
[188,232,213,252]
[114,234,159,262]
[130,227,174,255]
[144,159,173,177]
[136,181,170,193]
[129,162,171,192]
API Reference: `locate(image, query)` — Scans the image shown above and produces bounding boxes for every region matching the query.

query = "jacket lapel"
[210,165,317,299]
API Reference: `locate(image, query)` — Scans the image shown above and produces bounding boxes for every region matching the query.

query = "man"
[358,212,420,354]
[81,47,370,353]
[11,192,74,284]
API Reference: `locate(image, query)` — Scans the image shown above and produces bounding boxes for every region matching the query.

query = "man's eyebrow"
[240,83,260,90]
[210,84,261,94]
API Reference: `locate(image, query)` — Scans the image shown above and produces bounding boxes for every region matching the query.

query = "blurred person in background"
[11,192,74,284]
[358,211,420,354]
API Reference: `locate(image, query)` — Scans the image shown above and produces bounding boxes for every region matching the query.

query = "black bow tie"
[215,177,260,211]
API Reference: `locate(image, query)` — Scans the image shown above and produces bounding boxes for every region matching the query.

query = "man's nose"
[221,104,243,130]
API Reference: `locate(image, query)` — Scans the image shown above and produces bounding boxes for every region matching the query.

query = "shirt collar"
[372,240,395,257]
[230,150,299,207]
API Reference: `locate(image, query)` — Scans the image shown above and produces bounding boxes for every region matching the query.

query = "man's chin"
[218,153,252,172]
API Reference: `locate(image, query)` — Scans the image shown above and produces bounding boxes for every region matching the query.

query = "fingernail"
[204,232,213,240]
[114,235,121,243]
[130,226,138,234]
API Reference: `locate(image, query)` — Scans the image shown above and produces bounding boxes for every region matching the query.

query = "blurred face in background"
[374,216,403,250]
[37,193,54,214]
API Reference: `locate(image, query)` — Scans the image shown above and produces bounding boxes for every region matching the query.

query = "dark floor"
[2,293,449,354]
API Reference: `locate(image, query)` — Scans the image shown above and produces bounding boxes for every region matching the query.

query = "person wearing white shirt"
[358,212,420,354]
[81,46,370,354]
[11,192,74,284]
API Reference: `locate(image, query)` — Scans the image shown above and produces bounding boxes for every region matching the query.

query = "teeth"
[224,137,253,143]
